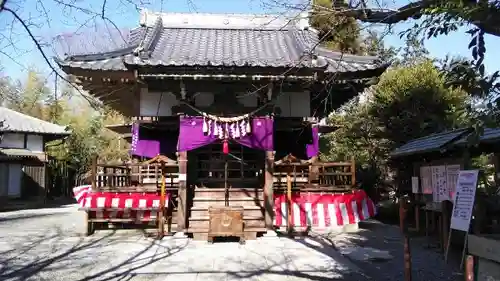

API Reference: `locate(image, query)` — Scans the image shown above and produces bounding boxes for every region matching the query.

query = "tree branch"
[333,0,500,37]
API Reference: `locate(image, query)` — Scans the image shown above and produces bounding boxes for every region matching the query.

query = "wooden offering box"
[208,206,245,244]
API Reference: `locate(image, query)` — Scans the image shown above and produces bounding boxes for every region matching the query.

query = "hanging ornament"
[207,119,213,136]
[222,139,229,154]
[213,120,219,136]
[202,116,208,134]
[240,120,247,137]
[230,123,238,138]
[246,117,251,134]
[218,123,224,139]
[198,109,255,140]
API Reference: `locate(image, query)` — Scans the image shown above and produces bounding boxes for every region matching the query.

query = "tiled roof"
[55,11,387,75]
[0,107,70,135]
[453,127,500,145]
[391,127,500,158]
[0,148,47,161]
[390,128,472,158]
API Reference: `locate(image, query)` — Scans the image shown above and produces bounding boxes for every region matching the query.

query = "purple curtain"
[306,126,319,158]
[235,118,274,150]
[178,116,274,151]
[130,123,177,158]
[177,117,217,151]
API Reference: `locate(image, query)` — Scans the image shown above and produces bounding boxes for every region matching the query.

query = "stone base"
[309,223,360,236]
[343,222,359,233]
[173,231,187,238]
[262,230,278,237]
[274,223,360,236]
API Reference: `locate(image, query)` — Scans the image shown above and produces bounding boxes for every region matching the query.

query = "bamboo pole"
[91,154,97,191]
[158,162,166,239]
[287,170,293,235]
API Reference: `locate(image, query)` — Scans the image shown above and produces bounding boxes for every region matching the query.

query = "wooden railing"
[92,162,179,192]
[273,160,356,192]
[90,157,355,193]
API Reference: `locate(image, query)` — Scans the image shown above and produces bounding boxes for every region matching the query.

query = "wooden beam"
[177,151,188,233]
[67,69,136,81]
[264,151,275,229]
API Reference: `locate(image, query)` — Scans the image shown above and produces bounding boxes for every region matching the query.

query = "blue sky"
[0,0,499,83]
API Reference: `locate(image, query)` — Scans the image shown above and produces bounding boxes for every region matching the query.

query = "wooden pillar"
[264,151,275,229]
[91,154,97,191]
[464,255,475,281]
[493,153,500,187]
[309,156,319,183]
[400,198,412,281]
[350,156,356,187]
[441,200,451,253]
[177,151,188,232]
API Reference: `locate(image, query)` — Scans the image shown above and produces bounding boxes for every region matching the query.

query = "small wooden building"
[58,10,385,239]
[390,127,500,251]
[0,107,70,200]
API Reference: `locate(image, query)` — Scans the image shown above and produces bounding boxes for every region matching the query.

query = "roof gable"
[138,10,311,30]
[390,127,500,158]
[0,107,70,135]
[55,10,388,76]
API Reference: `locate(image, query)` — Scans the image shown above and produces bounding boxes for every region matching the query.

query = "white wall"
[139,89,311,117]
[275,91,310,117]
[237,93,258,107]
[139,90,179,116]
[26,134,44,152]
[194,92,214,107]
[1,133,24,149]
[7,164,22,198]
[1,133,45,152]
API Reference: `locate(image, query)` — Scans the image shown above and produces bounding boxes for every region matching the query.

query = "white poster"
[450,170,479,232]
[431,165,447,202]
[411,177,419,194]
[420,166,432,194]
[446,164,461,201]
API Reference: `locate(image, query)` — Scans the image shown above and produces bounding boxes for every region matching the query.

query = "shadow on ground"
[0,229,188,281]
[0,197,78,213]
[295,220,464,281]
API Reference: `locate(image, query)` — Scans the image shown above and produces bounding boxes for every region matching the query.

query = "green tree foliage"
[310,0,363,54]
[362,30,398,62]
[0,70,130,180]
[323,60,472,191]
[370,60,470,148]
[330,0,500,124]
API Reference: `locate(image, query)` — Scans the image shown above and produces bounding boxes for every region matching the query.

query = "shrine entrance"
[187,141,267,240]
[192,141,265,190]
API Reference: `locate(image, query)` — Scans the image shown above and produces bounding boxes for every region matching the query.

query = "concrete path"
[0,205,367,281]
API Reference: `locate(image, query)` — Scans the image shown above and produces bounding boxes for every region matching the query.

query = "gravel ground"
[0,204,463,281]
[317,220,464,281]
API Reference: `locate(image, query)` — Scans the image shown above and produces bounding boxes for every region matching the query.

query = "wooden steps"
[187,227,267,241]
[191,206,263,217]
[187,188,266,241]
